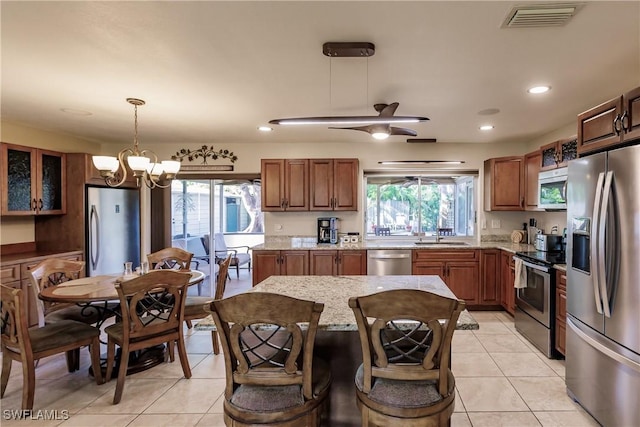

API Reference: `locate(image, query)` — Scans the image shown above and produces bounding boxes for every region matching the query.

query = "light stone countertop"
[195,275,479,332]
[251,236,532,253]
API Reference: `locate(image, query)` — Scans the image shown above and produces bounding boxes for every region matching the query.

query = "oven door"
[516,260,552,327]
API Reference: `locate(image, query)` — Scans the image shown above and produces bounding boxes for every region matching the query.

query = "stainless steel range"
[513,250,565,358]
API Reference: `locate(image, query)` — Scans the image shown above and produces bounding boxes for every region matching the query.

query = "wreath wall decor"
[172,145,238,164]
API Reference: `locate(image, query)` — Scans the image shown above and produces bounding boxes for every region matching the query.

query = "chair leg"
[212,330,220,355]
[167,340,175,362]
[186,320,193,329]
[176,336,192,379]
[21,360,36,410]
[105,339,116,382]
[89,339,104,385]
[236,264,240,279]
[65,349,80,372]
[113,342,130,404]
[1,352,12,398]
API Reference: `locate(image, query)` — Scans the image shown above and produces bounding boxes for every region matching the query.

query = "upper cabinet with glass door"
[1,143,66,216]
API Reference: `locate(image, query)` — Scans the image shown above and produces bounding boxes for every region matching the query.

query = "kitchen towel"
[514,257,527,288]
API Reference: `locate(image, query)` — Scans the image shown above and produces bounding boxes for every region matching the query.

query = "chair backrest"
[214,255,232,300]
[349,289,465,396]
[213,233,228,254]
[201,234,210,255]
[209,292,324,401]
[115,270,190,341]
[147,247,193,271]
[1,284,32,357]
[28,258,85,324]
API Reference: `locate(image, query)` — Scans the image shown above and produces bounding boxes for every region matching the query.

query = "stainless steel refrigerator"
[566,144,640,426]
[86,186,141,276]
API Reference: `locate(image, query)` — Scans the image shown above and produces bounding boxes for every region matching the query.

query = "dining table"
[195,274,479,426]
[39,269,205,376]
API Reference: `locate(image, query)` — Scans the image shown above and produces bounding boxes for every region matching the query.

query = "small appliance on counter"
[317,217,339,244]
[534,234,563,252]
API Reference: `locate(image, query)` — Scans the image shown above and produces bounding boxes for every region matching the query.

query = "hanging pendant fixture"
[92,98,180,189]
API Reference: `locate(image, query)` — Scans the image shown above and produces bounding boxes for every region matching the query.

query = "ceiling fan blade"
[389,127,418,136]
[377,102,399,117]
[328,125,374,133]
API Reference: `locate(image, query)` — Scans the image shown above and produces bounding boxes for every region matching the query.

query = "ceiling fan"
[268,101,429,140]
[329,103,425,140]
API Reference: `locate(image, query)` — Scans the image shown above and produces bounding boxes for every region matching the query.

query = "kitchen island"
[196,275,478,426]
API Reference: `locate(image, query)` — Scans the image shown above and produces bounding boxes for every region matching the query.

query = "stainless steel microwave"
[538,167,567,210]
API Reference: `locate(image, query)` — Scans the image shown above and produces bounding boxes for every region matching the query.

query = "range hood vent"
[501,3,585,28]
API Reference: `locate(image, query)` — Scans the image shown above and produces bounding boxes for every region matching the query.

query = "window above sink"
[364,173,477,242]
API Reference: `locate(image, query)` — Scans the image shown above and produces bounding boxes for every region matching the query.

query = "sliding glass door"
[170,179,263,297]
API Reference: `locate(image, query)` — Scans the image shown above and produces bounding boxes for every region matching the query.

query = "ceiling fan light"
[372,131,390,140]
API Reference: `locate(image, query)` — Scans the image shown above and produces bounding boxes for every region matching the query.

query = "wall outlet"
[491,220,501,229]
[481,219,487,230]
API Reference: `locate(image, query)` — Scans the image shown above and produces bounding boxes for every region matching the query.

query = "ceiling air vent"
[501,3,585,28]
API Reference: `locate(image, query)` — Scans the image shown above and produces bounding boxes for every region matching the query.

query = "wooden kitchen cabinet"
[501,250,516,315]
[309,158,358,211]
[252,250,309,285]
[310,250,366,275]
[413,250,479,305]
[483,156,524,211]
[577,86,640,155]
[0,250,83,327]
[524,150,542,211]
[555,269,567,356]
[261,159,309,211]
[480,249,501,306]
[540,137,577,171]
[1,143,66,216]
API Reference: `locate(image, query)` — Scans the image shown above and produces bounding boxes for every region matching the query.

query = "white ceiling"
[2,1,639,147]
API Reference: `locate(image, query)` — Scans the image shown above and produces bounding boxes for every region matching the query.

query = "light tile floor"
[2,272,600,426]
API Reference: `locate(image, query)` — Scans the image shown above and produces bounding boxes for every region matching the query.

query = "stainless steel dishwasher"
[367,250,412,275]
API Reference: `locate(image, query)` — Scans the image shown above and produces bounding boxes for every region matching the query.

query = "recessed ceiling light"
[479,125,494,131]
[60,108,92,116]
[257,126,273,132]
[527,85,551,94]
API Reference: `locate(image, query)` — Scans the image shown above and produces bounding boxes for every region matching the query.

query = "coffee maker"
[318,217,339,244]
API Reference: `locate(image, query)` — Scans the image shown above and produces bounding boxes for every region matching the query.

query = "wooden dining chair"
[29,258,118,372]
[104,270,192,404]
[147,247,194,271]
[348,289,465,427]
[206,292,331,427]
[1,284,104,410]
[183,255,232,354]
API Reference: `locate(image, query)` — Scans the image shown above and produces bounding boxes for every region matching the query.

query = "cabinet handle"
[620,111,629,132]
[613,114,622,135]
[38,199,43,210]
[521,197,524,208]
[32,198,38,211]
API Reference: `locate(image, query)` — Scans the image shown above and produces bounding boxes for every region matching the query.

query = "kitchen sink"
[414,241,469,246]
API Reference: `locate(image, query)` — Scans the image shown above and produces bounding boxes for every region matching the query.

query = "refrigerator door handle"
[591,172,605,314]
[568,317,640,374]
[598,171,614,318]
[89,205,101,270]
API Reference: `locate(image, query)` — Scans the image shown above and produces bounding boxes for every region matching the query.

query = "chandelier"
[92,98,181,188]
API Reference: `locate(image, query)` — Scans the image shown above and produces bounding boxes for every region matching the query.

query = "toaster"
[534,234,563,252]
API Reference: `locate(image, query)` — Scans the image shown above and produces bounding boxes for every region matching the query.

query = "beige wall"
[1,119,576,246]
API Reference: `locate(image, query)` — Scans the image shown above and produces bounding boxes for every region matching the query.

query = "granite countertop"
[251,236,532,253]
[195,275,479,332]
